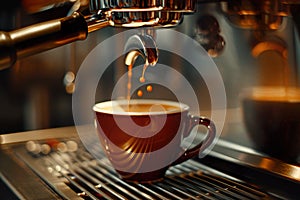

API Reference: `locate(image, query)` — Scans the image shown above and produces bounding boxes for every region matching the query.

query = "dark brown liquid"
[102,102,180,113]
[121,103,179,112]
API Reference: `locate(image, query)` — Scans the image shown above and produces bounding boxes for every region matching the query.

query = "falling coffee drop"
[146,85,152,92]
[137,90,143,97]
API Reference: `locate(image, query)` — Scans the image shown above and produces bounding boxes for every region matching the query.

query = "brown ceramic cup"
[93,99,216,183]
[241,87,300,163]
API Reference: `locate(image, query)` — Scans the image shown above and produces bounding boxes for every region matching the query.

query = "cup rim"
[240,86,300,102]
[93,99,189,115]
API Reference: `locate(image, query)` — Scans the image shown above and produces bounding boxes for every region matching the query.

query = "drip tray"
[1,127,299,199]
[17,144,269,199]
[15,144,272,200]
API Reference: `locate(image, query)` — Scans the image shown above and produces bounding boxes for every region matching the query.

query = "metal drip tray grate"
[14,140,273,200]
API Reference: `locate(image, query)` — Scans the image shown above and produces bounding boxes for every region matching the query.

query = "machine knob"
[194,15,225,57]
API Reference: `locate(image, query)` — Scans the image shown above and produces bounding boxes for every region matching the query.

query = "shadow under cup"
[93,99,216,183]
[241,87,300,163]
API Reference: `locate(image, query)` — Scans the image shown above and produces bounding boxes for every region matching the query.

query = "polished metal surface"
[124,32,158,67]
[0,1,194,70]
[89,0,196,13]
[1,127,300,199]
[88,0,196,28]
[220,0,300,30]
[210,140,300,182]
[24,149,269,199]
[0,126,77,145]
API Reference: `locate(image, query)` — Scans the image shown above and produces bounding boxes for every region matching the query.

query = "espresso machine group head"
[0,0,196,70]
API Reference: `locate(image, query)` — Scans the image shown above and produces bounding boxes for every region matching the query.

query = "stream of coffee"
[124,33,158,103]
[127,63,151,101]
[127,64,133,101]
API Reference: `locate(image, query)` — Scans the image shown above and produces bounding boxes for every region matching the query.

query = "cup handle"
[171,115,216,166]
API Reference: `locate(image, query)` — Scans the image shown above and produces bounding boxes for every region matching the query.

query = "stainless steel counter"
[1,126,300,199]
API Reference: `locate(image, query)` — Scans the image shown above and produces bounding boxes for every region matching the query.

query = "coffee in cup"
[93,99,216,182]
[241,87,300,163]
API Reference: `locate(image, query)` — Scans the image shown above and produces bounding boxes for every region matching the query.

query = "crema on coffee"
[94,99,186,115]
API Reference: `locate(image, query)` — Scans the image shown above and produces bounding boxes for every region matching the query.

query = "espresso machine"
[1,0,300,199]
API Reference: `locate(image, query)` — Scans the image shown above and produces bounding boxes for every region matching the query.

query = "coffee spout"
[124,34,158,67]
